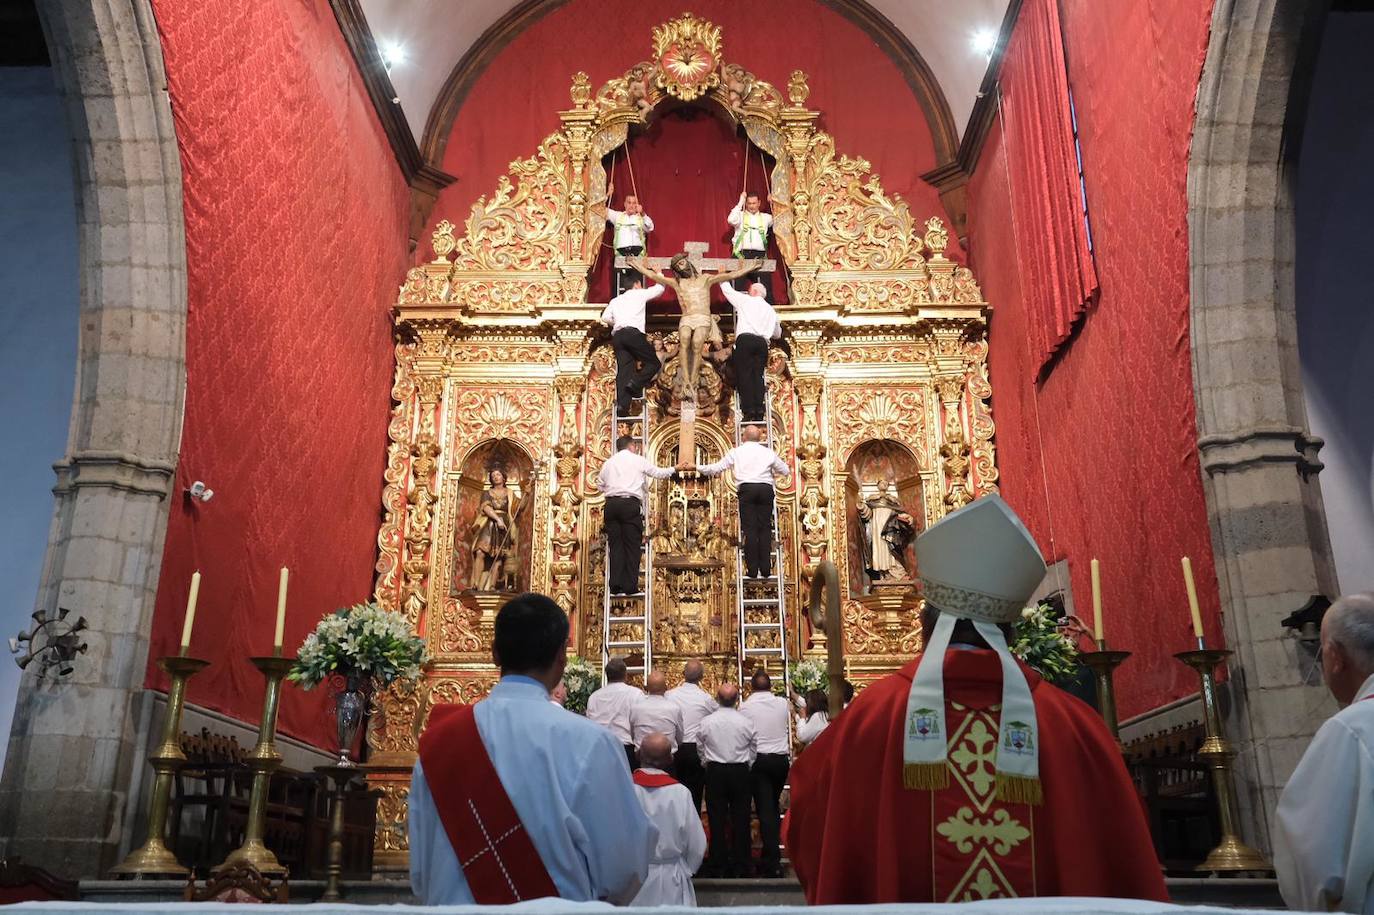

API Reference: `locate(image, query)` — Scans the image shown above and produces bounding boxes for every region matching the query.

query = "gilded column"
[935,375,973,511]
[551,374,586,629]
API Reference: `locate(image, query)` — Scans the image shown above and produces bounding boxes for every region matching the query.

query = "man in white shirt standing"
[586,656,646,771]
[696,682,758,878]
[739,669,792,878]
[630,733,707,906]
[727,191,773,291]
[597,435,676,595]
[630,671,685,755]
[605,188,655,295]
[695,424,791,579]
[601,279,664,417]
[1275,592,1374,914]
[720,282,781,423]
[668,659,717,814]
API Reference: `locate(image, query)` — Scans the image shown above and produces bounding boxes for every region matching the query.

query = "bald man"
[630,671,685,757]
[696,682,758,878]
[668,659,716,813]
[1276,592,1374,913]
[720,280,781,423]
[630,733,707,906]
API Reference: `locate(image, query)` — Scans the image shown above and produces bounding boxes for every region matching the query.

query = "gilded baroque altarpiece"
[363,13,997,869]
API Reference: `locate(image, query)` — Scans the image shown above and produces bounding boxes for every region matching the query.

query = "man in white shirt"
[630,670,685,754]
[601,279,665,416]
[667,659,717,813]
[739,670,792,878]
[695,424,791,579]
[586,656,646,770]
[630,733,707,906]
[1275,592,1374,914]
[605,188,655,295]
[408,593,653,904]
[720,282,781,423]
[696,682,758,878]
[596,436,676,595]
[727,191,773,291]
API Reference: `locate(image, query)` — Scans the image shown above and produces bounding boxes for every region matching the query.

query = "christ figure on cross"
[627,252,761,402]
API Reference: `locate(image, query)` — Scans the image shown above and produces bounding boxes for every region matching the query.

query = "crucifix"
[622,242,776,464]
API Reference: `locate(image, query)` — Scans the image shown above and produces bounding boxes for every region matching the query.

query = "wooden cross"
[615,240,777,275]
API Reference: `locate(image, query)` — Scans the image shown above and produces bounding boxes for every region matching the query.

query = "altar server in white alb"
[630,733,707,906]
[601,279,665,417]
[606,187,655,294]
[720,281,781,423]
[695,423,790,579]
[727,191,773,290]
[1275,591,1374,914]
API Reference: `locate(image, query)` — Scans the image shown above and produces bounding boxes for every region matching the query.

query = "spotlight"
[379,40,406,72]
[971,29,998,57]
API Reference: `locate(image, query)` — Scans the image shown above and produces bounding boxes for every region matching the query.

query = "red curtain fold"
[998,0,1099,374]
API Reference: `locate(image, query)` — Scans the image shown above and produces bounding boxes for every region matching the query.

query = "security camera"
[187,481,214,503]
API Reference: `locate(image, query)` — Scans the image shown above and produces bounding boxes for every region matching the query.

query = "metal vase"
[334,688,366,767]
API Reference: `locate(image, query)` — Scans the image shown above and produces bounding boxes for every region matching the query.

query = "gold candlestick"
[1079,639,1130,743]
[216,655,295,876]
[314,764,364,902]
[111,656,210,877]
[1175,648,1271,873]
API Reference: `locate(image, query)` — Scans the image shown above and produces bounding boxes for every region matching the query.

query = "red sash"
[418,704,559,903]
[632,769,679,788]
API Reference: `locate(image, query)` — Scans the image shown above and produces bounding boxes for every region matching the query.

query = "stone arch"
[0,0,187,876]
[1187,0,1336,849]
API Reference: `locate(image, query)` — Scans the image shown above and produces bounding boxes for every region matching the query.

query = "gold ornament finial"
[431,219,456,264]
[569,71,592,109]
[788,70,810,106]
[923,217,949,257]
[652,12,722,101]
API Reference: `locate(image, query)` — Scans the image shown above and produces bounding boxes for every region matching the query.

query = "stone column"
[0,0,188,877]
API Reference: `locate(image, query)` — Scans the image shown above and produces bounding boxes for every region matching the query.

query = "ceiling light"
[971,29,998,57]
[379,40,406,72]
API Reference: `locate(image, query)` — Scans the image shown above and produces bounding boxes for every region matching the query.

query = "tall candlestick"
[1182,556,1204,640]
[274,567,289,652]
[1090,558,1103,642]
[179,572,201,655]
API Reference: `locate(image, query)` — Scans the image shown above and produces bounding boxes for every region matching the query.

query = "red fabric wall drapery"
[968,0,1216,717]
[590,106,784,304]
[143,0,410,747]
[428,0,958,273]
[998,0,1099,374]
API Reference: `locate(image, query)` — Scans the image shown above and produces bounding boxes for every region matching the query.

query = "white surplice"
[630,768,707,907]
[1275,673,1374,913]
[407,675,656,905]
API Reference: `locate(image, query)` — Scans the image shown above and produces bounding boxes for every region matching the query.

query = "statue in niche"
[857,478,917,586]
[470,467,523,592]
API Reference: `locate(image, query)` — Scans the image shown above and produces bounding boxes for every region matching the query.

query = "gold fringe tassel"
[903,762,949,791]
[995,773,1043,806]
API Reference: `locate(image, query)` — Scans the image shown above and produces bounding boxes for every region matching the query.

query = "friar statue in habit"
[858,478,917,586]
[628,253,760,401]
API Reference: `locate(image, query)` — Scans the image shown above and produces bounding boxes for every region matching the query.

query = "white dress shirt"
[696,706,757,765]
[796,711,830,746]
[721,284,781,341]
[600,283,664,334]
[697,441,790,487]
[629,694,685,752]
[667,682,717,744]
[597,449,675,503]
[740,690,792,755]
[607,208,654,248]
[728,202,773,252]
[630,769,707,907]
[586,680,644,744]
[408,675,654,905]
[1275,673,1374,914]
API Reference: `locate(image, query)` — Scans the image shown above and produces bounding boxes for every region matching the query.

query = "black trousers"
[612,327,660,414]
[732,333,769,421]
[624,743,638,772]
[737,482,775,578]
[735,247,766,290]
[675,742,706,814]
[751,753,790,872]
[604,496,644,594]
[704,761,753,876]
[615,245,643,296]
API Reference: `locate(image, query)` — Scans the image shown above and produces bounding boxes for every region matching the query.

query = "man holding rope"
[606,183,655,296]
[727,191,773,292]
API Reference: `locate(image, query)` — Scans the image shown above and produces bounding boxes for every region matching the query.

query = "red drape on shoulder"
[784,649,1166,904]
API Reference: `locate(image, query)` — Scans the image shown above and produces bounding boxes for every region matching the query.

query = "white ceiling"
[359,0,1008,146]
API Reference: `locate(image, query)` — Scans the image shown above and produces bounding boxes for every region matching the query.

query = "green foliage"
[287,602,427,691]
[1010,601,1081,685]
[561,656,597,715]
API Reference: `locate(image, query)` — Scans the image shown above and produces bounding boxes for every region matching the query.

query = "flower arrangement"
[789,659,829,697]
[1010,601,1081,685]
[561,656,597,714]
[287,602,427,691]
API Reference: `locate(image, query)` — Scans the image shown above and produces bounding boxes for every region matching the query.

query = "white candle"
[1090,558,1103,643]
[1181,556,1204,640]
[274,567,289,651]
[180,571,201,653]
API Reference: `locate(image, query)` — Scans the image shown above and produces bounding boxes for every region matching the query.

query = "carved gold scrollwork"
[935,376,973,510]
[652,12,722,101]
